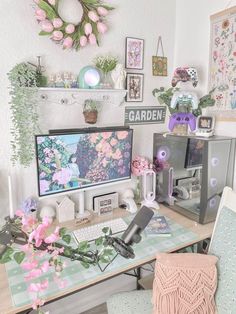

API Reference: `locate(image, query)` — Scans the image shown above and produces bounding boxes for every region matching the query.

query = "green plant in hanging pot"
[83,99,99,124]
[8,63,40,167]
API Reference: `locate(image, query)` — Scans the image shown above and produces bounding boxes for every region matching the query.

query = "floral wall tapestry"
[208,6,236,120]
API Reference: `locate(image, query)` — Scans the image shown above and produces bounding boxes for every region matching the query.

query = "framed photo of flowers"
[208,6,236,121]
[125,37,144,69]
[126,73,144,102]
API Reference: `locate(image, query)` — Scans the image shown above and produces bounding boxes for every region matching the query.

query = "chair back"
[208,187,236,314]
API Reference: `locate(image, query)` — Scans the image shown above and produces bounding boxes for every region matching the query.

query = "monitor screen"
[184,138,204,170]
[35,128,133,197]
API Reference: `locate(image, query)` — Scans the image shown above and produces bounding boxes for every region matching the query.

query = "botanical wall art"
[208,6,236,120]
[34,0,114,51]
[126,73,144,102]
[125,37,144,70]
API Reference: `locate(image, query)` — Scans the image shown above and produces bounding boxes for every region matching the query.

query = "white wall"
[1,1,176,312]
[1,0,176,225]
[174,0,236,188]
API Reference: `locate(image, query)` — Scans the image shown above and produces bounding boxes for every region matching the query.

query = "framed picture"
[126,73,144,102]
[208,6,236,121]
[125,37,144,69]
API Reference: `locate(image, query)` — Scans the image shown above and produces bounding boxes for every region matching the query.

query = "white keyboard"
[73,218,128,243]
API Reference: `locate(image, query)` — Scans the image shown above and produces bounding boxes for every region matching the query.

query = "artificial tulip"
[88,11,99,22]
[52,30,63,41]
[84,23,92,35]
[48,0,56,5]
[41,20,54,33]
[65,24,75,34]
[97,6,108,16]
[80,35,88,47]
[63,37,73,49]
[97,22,108,34]
[35,9,46,21]
[88,33,97,45]
[52,18,63,28]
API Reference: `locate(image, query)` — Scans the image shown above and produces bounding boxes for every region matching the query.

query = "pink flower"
[102,132,112,139]
[113,149,122,160]
[63,37,73,49]
[52,168,72,184]
[88,33,97,45]
[131,156,150,176]
[44,226,60,244]
[97,6,109,16]
[29,280,48,293]
[48,0,56,5]
[32,298,45,310]
[52,30,63,41]
[25,268,42,281]
[35,9,46,21]
[80,35,88,47]
[97,22,108,34]
[40,20,54,33]
[21,243,33,253]
[88,11,99,22]
[117,131,128,140]
[52,18,63,28]
[22,260,38,271]
[34,0,40,3]
[84,23,92,35]
[110,138,118,146]
[41,261,49,273]
[15,209,24,217]
[65,24,75,34]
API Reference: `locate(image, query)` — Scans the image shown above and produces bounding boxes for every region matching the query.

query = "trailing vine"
[8,63,40,167]
[34,0,114,50]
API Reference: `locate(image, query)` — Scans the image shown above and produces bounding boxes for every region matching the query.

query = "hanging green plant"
[8,63,40,167]
[34,0,114,50]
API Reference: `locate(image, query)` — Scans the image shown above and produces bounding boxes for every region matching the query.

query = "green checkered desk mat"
[5,216,198,308]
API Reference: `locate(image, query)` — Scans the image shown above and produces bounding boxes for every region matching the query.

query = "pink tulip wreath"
[34,0,114,50]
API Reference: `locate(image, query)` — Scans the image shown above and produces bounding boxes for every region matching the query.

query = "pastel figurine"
[64,72,71,88]
[71,74,78,88]
[111,63,126,89]
[55,73,65,88]
[48,74,55,87]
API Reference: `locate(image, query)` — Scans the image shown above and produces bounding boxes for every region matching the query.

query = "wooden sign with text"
[124,106,166,125]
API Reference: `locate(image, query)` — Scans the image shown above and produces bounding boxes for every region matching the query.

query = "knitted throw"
[152,253,218,314]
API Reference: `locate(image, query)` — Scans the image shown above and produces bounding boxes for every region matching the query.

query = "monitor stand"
[76,190,91,222]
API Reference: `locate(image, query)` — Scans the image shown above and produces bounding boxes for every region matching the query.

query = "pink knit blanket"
[152,253,218,314]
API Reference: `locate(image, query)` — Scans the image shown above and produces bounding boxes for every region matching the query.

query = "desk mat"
[5,217,198,308]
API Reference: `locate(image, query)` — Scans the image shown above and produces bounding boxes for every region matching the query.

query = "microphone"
[106,206,154,259]
[121,206,154,245]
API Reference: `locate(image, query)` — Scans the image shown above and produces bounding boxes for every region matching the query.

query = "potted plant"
[83,99,99,124]
[94,55,118,88]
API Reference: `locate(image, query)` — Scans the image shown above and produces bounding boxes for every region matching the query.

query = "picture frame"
[125,37,144,70]
[208,6,236,121]
[126,73,144,102]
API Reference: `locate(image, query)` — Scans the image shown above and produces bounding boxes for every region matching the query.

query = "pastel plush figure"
[171,67,198,87]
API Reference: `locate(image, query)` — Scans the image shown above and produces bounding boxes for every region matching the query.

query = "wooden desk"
[0,205,214,314]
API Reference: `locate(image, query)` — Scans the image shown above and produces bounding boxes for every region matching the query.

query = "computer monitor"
[184,138,204,170]
[35,127,133,198]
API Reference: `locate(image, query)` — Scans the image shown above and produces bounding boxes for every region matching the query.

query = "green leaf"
[13,252,25,264]
[81,261,90,269]
[77,241,89,252]
[39,31,51,36]
[103,248,114,256]
[59,227,67,237]
[102,227,110,234]
[99,256,110,263]
[62,234,71,244]
[0,247,14,264]
[64,248,71,257]
[38,0,57,20]
[95,236,103,246]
